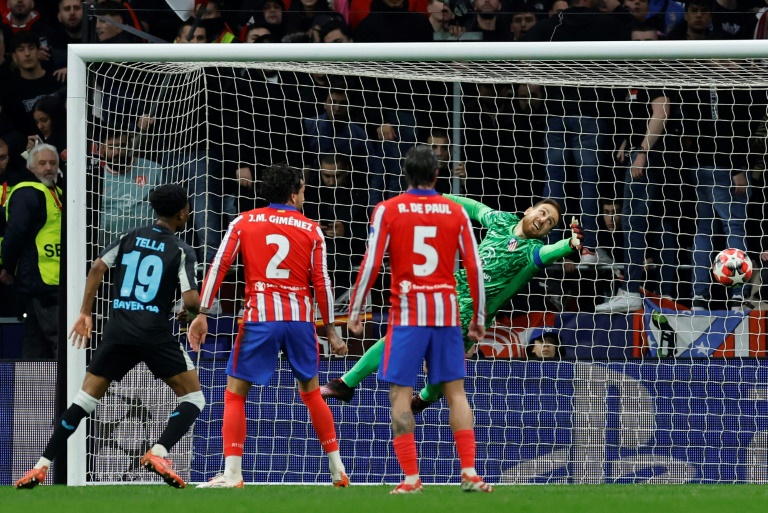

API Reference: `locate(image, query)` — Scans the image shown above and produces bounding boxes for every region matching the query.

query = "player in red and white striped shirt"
[188,164,349,488]
[347,145,492,494]
[198,198,334,325]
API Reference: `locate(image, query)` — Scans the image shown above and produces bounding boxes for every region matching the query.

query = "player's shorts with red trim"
[227,321,319,385]
[378,326,465,387]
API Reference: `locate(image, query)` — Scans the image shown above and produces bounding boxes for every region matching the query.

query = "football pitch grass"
[2,484,768,513]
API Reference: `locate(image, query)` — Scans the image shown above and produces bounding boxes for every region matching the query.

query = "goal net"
[67,41,768,485]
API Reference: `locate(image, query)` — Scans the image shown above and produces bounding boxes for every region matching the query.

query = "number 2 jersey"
[99,224,198,345]
[200,204,334,325]
[349,189,485,328]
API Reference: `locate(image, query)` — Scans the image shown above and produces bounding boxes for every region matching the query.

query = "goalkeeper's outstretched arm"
[536,217,584,267]
[536,239,575,267]
[443,194,495,227]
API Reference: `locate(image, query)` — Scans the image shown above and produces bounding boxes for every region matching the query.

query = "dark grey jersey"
[99,223,197,345]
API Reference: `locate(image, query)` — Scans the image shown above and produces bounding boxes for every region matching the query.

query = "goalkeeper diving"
[322,194,583,411]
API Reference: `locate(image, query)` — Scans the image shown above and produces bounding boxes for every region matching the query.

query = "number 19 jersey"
[100,224,198,346]
[349,189,485,327]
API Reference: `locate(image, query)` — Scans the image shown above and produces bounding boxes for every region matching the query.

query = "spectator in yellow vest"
[0,143,62,358]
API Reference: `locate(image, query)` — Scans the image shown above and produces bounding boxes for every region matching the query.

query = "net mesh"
[81,55,768,484]
[100,59,768,87]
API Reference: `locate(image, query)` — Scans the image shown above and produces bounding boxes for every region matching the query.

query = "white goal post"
[66,40,768,486]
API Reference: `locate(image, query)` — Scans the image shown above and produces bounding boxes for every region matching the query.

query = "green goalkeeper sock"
[419,382,444,403]
[342,338,385,388]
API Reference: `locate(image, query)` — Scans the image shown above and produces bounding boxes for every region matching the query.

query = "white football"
[712,248,753,288]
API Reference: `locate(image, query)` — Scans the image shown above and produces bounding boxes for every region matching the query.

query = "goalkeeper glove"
[569,217,583,252]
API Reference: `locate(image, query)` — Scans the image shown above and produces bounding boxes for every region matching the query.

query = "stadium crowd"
[0,0,768,359]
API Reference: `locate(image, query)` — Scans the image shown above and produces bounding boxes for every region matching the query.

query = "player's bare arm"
[179,289,201,323]
[69,258,109,349]
[347,316,363,337]
[326,327,349,356]
[187,313,208,352]
[467,321,485,342]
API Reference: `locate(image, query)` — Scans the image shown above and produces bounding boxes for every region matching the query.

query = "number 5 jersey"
[349,189,485,328]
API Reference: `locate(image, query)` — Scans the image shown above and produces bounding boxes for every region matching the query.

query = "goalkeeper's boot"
[332,471,350,488]
[15,466,48,489]
[196,473,244,489]
[411,394,439,414]
[461,473,494,493]
[390,479,423,494]
[140,451,186,488]
[320,378,354,403]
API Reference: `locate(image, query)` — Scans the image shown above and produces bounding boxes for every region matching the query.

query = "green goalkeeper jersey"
[446,195,574,330]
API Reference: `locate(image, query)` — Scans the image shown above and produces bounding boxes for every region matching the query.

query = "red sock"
[454,429,475,470]
[223,389,247,457]
[300,388,339,453]
[393,433,419,476]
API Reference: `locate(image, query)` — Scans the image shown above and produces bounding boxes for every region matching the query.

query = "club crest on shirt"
[506,238,519,252]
